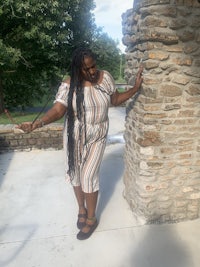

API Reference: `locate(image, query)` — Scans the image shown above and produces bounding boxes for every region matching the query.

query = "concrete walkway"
[0,107,200,267]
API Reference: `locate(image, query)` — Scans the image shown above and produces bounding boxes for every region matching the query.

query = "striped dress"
[55,71,116,193]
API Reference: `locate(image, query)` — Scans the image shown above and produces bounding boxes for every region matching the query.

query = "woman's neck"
[83,70,104,87]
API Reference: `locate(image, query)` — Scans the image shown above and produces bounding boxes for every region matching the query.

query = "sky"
[93,0,133,52]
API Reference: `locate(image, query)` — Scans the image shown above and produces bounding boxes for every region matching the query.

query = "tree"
[91,30,121,80]
[0,0,122,112]
[0,0,96,111]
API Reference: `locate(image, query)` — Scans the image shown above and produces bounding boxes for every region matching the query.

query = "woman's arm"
[111,67,143,106]
[18,102,67,132]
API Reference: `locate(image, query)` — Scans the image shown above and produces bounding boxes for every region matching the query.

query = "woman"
[18,47,143,240]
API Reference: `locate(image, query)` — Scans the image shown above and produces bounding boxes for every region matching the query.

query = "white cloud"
[93,0,133,52]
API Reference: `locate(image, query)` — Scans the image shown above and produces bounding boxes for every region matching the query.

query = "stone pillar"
[122,0,200,223]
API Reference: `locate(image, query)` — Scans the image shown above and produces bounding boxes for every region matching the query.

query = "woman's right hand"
[16,121,38,133]
[16,102,67,133]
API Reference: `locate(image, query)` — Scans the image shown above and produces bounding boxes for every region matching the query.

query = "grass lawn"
[0,111,43,125]
[117,87,126,93]
[0,109,64,125]
[0,92,65,125]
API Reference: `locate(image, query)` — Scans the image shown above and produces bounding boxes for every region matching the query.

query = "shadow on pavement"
[97,145,124,219]
[0,152,14,188]
[130,223,193,267]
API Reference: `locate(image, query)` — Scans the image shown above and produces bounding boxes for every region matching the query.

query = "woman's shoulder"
[102,70,114,79]
[102,70,111,77]
[63,76,70,84]
[57,76,70,92]
[102,70,115,84]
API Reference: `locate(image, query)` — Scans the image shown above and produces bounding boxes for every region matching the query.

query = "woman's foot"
[77,209,87,229]
[77,217,98,240]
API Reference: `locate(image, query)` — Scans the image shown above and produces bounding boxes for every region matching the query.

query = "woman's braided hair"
[67,47,96,177]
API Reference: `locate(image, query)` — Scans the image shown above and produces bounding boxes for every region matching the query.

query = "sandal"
[77,212,87,229]
[77,218,98,240]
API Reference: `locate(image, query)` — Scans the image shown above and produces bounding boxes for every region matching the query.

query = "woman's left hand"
[111,66,144,106]
[134,66,143,92]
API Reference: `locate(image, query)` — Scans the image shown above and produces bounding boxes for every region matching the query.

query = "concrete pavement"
[0,107,200,267]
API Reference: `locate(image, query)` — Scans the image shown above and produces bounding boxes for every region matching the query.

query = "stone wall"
[0,124,63,153]
[122,0,200,223]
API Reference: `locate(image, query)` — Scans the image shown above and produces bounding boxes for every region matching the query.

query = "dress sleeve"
[103,71,116,95]
[54,82,69,107]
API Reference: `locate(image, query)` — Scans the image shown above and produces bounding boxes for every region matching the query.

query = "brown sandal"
[77,218,98,240]
[77,212,87,229]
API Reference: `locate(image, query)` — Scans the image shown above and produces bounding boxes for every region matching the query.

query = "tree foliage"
[0,0,122,112]
[91,31,121,80]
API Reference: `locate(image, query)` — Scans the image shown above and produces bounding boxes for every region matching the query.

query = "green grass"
[0,111,64,125]
[0,94,65,125]
[0,112,42,124]
[117,87,126,93]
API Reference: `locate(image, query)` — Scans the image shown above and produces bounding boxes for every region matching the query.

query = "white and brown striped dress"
[55,71,116,193]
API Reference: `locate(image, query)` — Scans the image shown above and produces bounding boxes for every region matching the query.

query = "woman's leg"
[78,191,98,234]
[73,186,85,211]
[76,191,98,239]
[85,191,98,219]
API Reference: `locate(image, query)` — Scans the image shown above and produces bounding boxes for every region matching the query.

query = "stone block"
[169,18,188,29]
[140,5,177,17]
[140,16,168,28]
[160,84,182,97]
[141,27,179,44]
[186,85,200,96]
[177,30,195,42]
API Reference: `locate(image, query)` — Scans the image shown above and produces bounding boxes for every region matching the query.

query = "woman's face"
[81,56,99,84]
